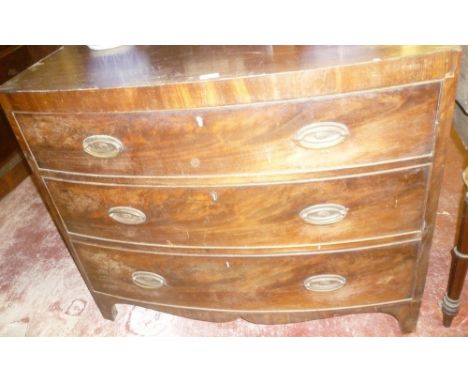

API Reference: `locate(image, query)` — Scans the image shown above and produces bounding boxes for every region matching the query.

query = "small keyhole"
[195,116,204,128]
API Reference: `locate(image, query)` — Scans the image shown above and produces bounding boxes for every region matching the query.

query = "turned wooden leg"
[442,247,468,327]
[94,295,118,321]
[442,171,468,327]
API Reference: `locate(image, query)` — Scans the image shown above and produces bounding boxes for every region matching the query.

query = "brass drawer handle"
[294,122,349,149]
[83,135,123,158]
[304,274,347,292]
[108,206,147,225]
[299,203,348,225]
[132,271,166,289]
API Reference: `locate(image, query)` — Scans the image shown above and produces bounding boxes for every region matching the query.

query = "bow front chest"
[0,46,460,332]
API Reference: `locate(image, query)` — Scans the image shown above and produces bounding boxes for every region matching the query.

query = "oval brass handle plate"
[294,122,349,149]
[299,203,348,225]
[108,206,147,225]
[132,271,166,289]
[83,135,123,158]
[304,274,347,292]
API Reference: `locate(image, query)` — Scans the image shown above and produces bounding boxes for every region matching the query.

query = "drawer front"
[46,166,428,248]
[17,83,438,176]
[74,240,418,310]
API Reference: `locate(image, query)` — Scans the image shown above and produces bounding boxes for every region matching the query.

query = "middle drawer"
[45,166,428,248]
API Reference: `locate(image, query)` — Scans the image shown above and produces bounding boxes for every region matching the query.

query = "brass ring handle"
[132,271,166,289]
[108,206,147,225]
[83,135,123,158]
[294,122,349,149]
[304,274,347,292]
[299,203,348,225]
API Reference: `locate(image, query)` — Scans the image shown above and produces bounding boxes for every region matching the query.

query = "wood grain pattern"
[0,46,455,92]
[0,46,460,332]
[0,46,459,113]
[15,82,439,177]
[46,166,428,248]
[68,234,423,256]
[91,292,418,332]
[75,240,418,311]
[37,157,433,186]
[414,63,460,303]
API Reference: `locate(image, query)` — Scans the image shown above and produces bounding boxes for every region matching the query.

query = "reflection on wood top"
[0,45,459,92]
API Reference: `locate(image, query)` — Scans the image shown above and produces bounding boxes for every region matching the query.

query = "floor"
[0,131,467,336]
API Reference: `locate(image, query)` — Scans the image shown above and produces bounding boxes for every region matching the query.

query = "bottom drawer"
[73,241,418,311]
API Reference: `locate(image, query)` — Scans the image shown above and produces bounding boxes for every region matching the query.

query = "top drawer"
[15,82,439,177]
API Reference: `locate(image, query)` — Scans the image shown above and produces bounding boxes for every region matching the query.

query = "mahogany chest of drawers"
[0,46,460,332]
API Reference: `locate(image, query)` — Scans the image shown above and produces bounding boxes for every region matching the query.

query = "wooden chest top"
[0,45,459,112]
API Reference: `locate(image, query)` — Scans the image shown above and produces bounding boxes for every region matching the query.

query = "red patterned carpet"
[1,130,467,336]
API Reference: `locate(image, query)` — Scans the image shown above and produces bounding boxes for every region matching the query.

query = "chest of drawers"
[0,46,460,333]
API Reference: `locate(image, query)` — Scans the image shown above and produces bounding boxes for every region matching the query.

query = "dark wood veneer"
[74,240,418,311]
[0,45,460,333]
[46,167,428,248]
[15,82,439,177]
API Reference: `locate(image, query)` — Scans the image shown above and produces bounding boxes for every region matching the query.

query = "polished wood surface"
[46,167,427,248]
[0,46,458,113]
[0,45,457,92]
[74,240,417,311]
[15,82,439,177]
[413,63,459,304]
[91,292,421,331]
[0,45,460,333]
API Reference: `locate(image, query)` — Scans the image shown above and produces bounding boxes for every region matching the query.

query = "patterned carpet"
[1,130,467,336]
